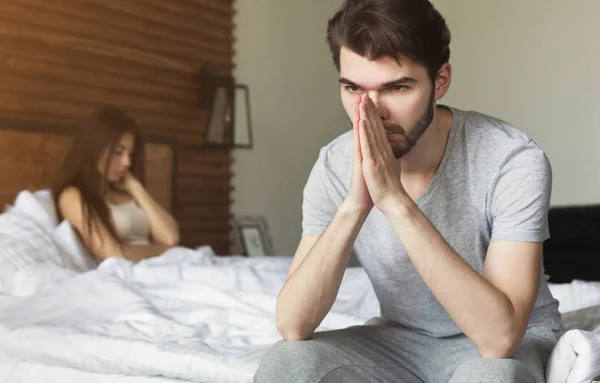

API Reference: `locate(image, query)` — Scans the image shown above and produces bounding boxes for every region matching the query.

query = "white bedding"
[1,190,600,382]
[546,280,600,383]
[0,247,380,383]
[545,280,600,382]
[0,356,185,383]
[547,325,600,383]
[549,280,600,314]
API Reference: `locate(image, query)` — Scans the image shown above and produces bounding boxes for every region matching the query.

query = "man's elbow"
[479,330,522,359]
[276,317,314,341]
[278,328,312,342]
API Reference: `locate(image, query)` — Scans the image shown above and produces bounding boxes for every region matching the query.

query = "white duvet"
[1,190,600,382]
[0,191,380,382]
[0,247,379,383]
[547,326,600,383]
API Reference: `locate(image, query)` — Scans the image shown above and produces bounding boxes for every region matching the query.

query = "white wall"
[233,0,348,255]
[233,0,600,256]
[430,0,451,18]
[439,0,600,206]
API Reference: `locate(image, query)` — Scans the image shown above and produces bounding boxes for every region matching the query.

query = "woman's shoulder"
[57,186,83,208]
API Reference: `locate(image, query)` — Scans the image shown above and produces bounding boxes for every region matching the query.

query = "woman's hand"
[114,172,142,194]
[114,172,180,247]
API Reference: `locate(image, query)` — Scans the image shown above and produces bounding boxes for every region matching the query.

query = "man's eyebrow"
[381,77,417,87]
[338,76,418,89]
[339,77,360,87]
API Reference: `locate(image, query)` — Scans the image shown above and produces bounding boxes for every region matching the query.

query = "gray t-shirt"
[302,106,563,338]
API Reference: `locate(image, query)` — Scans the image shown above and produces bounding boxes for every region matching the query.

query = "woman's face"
[98,133,135,182]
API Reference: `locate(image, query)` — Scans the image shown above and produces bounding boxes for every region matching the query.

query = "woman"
[53,107,180,263]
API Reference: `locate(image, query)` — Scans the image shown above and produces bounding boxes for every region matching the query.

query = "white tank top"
[108,200,151,245]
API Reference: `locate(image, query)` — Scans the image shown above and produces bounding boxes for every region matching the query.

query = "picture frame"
[232,216,274,257]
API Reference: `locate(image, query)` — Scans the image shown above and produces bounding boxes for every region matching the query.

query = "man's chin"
[391,144,414,159]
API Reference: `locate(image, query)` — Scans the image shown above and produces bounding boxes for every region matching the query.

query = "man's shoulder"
[458,108,534,145]
[453,107,547,162]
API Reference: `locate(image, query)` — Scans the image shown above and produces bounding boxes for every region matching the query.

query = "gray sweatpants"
[254,321,559,383]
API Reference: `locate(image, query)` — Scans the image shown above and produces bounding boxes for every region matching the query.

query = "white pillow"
[0,210,65,295]
[0,190,92,296]
[548,280,600,313]
[33,189,58,221]
[12,190,58,232]
[52,220,98,273]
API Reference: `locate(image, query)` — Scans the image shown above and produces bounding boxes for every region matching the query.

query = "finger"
[366,97,394,160]
[365,97,389,156]
[359,119,372,164]
[360,96,377,136]
[352,96,363,166]
[360,97,385,162]
[358,95,368,120]
[353,95,360,126]
[353,110,362,164]
[359,101,376,152]
[361,117,382,170]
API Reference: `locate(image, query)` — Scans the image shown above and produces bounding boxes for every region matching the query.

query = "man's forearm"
[276,202,368,340]
[385,199,522,358]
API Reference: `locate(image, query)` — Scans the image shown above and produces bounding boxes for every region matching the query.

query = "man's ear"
[434,63,452,101]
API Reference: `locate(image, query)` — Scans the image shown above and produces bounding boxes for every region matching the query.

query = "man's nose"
[367,92,389,120]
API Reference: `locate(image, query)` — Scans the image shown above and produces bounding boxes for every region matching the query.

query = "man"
[255,0,563,382]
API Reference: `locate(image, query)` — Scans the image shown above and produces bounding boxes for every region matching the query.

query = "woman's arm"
[122,173,180,247]
[59,187,170,262]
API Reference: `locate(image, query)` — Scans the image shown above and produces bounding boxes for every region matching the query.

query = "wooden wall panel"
[144,142,175,213]
[0,130,72,205]
[0,0,234,255]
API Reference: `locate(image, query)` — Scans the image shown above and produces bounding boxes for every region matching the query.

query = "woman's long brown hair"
[52,107,144,244]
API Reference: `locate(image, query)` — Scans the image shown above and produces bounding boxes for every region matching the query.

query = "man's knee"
[254,339,329,383]
[449,358,541,383]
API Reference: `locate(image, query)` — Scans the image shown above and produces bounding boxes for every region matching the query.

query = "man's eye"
[345,85,360,93]
[391,85,408,92]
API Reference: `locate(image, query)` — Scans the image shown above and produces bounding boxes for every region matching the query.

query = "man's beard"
[384,90,436,159]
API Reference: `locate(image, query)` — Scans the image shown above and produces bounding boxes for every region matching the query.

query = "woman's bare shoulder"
[58,186,83,209]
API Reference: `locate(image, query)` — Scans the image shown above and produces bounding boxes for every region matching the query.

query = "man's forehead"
[339,47,425,86]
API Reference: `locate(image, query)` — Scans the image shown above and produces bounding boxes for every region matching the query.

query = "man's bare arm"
[385,201,541,358]
[276,203,368,341]
[277,97,372,341]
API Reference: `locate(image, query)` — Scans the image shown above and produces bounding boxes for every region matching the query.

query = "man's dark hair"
[327,0,451,80]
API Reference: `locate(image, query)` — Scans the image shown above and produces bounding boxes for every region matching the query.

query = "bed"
[544,205,600,383]
[0,122,379,382]
[0,121,598,382]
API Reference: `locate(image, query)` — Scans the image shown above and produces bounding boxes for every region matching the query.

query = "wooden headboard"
[0,119,177,214]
